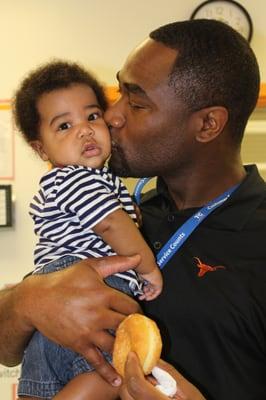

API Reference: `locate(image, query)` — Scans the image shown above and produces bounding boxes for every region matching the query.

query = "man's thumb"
[93,254,141,279]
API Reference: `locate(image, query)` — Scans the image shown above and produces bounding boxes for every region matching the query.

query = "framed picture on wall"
[0,185,12,227]
[0,100,15,180]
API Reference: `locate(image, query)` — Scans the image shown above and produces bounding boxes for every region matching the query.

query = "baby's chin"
[75,159,106,169]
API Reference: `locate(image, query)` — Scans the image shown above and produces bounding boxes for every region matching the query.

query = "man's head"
[149,19,260,143]
[106,19,260,178]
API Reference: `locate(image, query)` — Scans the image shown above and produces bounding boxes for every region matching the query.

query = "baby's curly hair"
[13,60,108,144]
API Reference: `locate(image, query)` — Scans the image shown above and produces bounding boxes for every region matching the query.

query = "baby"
[13,60,162,399]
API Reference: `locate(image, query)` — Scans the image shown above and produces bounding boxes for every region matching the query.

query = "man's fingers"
[92,255,141,279]
[83,346,122,387]
[157,359,206,400]
[124,352,149,397]
[157,359,188,387]
[92,330,115,354]
[157,359,183,379]
[124,352,166,399]
[124,352,143,380]
[108,289,141,316]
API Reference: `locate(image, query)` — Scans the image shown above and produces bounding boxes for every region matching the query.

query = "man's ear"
[195,106,228,143]
[30,140,49,161]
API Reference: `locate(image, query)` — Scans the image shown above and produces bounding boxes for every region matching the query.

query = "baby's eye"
[88,111,102,121]
[58,122,71,131]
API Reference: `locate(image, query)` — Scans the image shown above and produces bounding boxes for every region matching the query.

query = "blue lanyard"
[133,177,152,205]
[133,178,239,269]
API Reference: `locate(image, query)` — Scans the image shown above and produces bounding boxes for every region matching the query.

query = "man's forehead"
[119,39,177,87]
[125,38,177,69]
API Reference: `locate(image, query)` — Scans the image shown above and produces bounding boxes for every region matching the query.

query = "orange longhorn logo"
[194,257,226,277]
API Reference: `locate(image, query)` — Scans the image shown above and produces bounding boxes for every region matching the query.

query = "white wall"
[1,0,265,281]
[0,1,265,397]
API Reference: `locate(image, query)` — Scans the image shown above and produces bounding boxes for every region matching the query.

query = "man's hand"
[17,255,141,386]
[120,352,207,400]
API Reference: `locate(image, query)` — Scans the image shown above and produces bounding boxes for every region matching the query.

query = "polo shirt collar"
[144,165,266,231]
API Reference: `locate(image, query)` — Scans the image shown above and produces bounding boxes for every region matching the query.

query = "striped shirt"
[30,165,142,291]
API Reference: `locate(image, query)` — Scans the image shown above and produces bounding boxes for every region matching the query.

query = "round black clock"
[190,0,253,42]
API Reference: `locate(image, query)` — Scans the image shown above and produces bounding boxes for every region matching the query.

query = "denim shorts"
[17,255,133,399]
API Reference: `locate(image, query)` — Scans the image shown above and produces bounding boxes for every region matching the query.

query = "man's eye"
[88,112,102,121]
[129,101,145,110]
[58,122,71,131]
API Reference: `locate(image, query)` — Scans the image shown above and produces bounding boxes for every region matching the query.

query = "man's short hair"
[150,19,260,144]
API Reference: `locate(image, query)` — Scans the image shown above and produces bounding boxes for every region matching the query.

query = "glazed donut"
[113,313,162,377]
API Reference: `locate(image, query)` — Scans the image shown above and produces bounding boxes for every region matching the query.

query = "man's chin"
[111,168,132,178]
[109,155,131,177]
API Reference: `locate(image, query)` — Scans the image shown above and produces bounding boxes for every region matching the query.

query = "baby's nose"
[78,122,94,138]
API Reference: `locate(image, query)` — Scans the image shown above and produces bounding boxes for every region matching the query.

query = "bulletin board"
[0,100,14,180]
[0,185,12,227]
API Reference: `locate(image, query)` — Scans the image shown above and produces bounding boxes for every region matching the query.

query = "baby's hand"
[138,267,163,301]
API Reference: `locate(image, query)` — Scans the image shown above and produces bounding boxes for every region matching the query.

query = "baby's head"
[13,60,111,169]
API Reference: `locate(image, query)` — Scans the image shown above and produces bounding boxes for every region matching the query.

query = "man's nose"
[104,103,126,129]
[77,122,94,138]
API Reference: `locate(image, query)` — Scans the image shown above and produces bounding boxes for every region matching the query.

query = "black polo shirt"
[141,165,266,400]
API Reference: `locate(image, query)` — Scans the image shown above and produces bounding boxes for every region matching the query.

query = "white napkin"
[152,366,177,397]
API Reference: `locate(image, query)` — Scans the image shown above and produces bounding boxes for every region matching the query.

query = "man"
[0,19,265,399]
[121,353,206,400]
[105,19,266,399]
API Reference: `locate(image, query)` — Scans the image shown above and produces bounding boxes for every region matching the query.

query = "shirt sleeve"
[55,166,122,230]
[111,173,137,221]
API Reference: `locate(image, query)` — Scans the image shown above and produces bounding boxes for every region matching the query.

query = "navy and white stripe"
[30,166,142,293]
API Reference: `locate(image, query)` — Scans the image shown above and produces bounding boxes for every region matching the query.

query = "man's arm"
[120,352,207,400]
[0,255,141,385]
[0,283,33,366]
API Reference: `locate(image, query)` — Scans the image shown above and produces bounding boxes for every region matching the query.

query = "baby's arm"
[93,208,162,300]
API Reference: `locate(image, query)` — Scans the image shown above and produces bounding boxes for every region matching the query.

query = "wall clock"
[190,0,253,42]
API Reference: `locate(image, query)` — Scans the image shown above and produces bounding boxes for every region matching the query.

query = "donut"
[113,313,162,377]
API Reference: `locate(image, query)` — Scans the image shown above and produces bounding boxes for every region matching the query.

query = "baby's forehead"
[38,84,97,104]
[37,86,103,124]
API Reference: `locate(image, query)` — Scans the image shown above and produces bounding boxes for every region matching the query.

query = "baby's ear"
[30,140,49,161]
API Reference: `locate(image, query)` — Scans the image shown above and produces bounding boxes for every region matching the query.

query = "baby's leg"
[53,371,119,400]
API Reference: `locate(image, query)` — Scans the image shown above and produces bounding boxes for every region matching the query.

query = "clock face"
[190,0,253,42]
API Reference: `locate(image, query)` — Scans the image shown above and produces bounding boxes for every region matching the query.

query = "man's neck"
[163,163,246,210]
